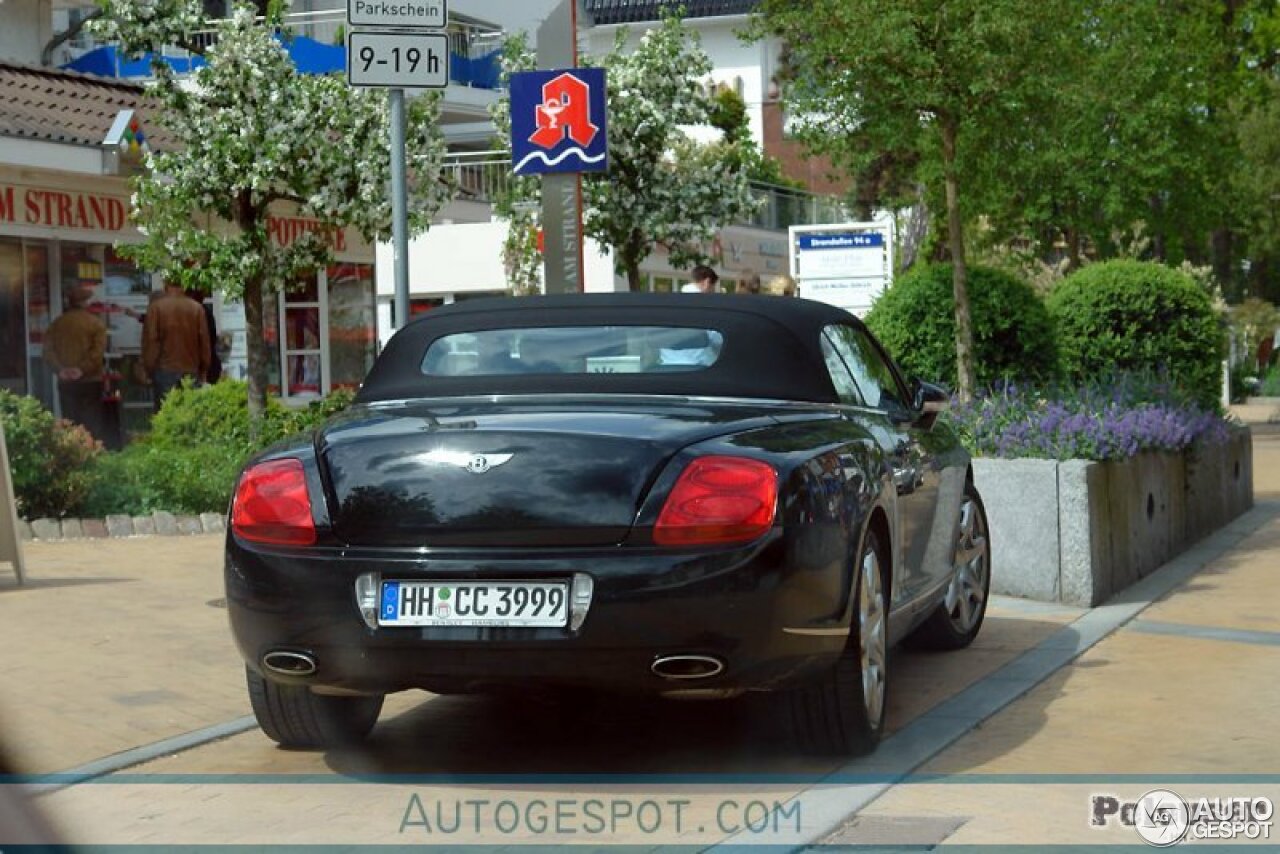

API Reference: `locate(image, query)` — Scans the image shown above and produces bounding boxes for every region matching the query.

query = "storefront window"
[0,239,24,394]
[282,275,322,398]
[328,263,377,390]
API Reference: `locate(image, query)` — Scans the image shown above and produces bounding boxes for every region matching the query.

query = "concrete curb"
[20,512,225,542]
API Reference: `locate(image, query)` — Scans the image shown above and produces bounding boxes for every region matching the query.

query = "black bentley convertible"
[226,293,990,756]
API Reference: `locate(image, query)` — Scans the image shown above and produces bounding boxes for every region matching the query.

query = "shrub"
[0,390,101,518]
[1047,260,1224,408]
[81,440,247,517]
[948,374,1231,462]
[865,264,1057,389]
[83,381,357,516]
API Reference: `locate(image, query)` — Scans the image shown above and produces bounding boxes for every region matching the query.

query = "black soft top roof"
[356,293,865,404]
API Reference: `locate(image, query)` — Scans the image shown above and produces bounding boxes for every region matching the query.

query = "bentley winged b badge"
[418,449,514,474]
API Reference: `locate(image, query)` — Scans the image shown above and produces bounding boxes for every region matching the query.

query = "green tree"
[92,0,451,419]
[753,0,1069,400]
[583,17,758,291]
[488,32,542,295]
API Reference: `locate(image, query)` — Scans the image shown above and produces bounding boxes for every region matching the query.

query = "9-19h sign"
[346,31,448,89]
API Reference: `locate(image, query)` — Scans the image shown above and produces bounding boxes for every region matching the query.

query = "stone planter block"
[31,518,61,540]
[59,518,84,539]
[132,515,156,536]
[200,513,225,534]
[972,458,1062,602]
[978,430,1255,607]
[176,515,203,535]
[152,512,178,536]
[105,515,134,537]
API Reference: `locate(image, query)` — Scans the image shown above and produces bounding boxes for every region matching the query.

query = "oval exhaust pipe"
[651,655,724,680]
[262,650,317,677]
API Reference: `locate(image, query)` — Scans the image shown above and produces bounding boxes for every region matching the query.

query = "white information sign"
[347,0,446,29]
[346,32,449,89]
[790,221,895,317]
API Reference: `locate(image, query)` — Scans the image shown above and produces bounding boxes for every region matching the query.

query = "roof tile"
[584,0,759,25]
[0,60,171,150]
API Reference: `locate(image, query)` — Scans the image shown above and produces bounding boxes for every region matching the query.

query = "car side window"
[819,333,864,405]
[824,324,910,414]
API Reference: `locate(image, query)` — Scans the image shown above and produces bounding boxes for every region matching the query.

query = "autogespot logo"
[1092,789,1274,845]
[1134,790,1190,847]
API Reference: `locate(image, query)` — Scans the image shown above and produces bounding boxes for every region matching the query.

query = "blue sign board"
[796,232,884,250]
[509,67,609,176]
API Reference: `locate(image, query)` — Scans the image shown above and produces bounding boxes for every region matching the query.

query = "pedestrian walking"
[186,288,222,385]
[43,286,107,439]
[766,274,797,297]
[742,272,762,295]
[681,265,719,294]
[142,281,210,412]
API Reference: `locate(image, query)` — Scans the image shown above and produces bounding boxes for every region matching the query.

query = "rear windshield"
[420,326,725,377]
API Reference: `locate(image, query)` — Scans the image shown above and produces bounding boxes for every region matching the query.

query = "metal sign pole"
[346,0,448,329]
[0,424,27,585]
[389,87,410,329]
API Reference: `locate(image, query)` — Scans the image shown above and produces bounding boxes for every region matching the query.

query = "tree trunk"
[623,230,646,292]
[941,119,976,401]
[1066,226,1082,272]
[243,271,269,427]
[236,191,270,426]
[625,259,643,292]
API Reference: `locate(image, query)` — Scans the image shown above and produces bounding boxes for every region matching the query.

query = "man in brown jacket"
[43,286,107,439]
[143,282,210,412]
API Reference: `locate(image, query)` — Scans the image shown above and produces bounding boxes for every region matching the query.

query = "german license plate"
[378,580,569,627]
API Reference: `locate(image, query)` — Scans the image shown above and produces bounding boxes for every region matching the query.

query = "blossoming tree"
[493,17,757,292]
[93,0,451,418]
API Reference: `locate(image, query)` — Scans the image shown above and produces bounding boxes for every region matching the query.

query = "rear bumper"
[225,532,851,695]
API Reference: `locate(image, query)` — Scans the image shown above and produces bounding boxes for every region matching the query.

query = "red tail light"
[232,458,316,546]
[653,456,778,547]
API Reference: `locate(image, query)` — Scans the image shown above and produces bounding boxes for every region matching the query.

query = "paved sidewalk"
[0,534,245,774]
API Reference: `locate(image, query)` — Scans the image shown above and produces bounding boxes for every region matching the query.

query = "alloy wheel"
[858,546,887,726]
[945,496,989,634]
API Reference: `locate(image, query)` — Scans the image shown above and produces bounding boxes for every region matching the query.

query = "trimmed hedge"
[1047,261,1224,408]
[864,264,1057,389]
[79,381,357,518]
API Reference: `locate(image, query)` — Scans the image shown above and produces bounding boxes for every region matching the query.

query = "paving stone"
[30,518,61,540]
[82,518,109,539]
[132,515,156,536]
[105,515,135,538]
[152,511,178,536]
[199,513,225,534]
[16,519,32,541]
[60,518,84,539]
[176,515,203,536]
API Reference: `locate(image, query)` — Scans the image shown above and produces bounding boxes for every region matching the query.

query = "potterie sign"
[0,184,129,232]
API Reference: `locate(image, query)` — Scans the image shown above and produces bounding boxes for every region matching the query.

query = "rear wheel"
[788,528,888,756]
[246,667,384,749]
[907,482,991,651]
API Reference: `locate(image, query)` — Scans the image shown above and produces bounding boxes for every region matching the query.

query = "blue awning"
[62,36,501,89]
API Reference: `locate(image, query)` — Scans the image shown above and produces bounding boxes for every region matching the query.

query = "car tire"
[788,528,889,756]
[906,481,991,651]
[246,666,384,749]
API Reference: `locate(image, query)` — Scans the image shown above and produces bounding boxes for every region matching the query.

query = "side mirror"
[912,378,950,415]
